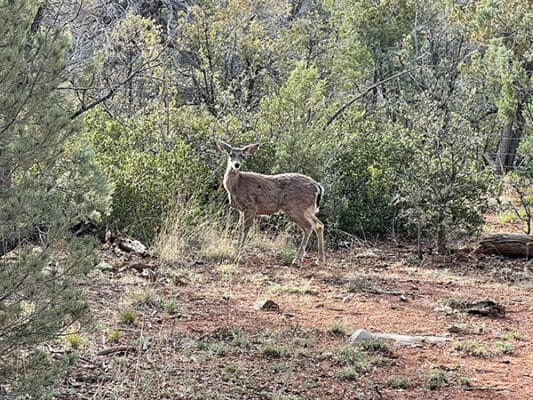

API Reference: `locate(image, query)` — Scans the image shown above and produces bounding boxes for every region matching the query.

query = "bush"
[86,110,212,243]
[325,119,403,236]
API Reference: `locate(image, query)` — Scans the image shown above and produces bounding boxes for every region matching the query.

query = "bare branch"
[326,69,412,127]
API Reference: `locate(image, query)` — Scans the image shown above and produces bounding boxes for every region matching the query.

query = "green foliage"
[258,62,330,180]
[326,119,402,235]
[0,1,108,398]
[86,110,212,243]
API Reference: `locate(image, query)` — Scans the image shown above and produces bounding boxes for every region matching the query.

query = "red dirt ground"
[58,241,532,400]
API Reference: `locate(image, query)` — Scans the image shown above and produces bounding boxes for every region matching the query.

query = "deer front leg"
[292,227,312,266]
[238,211,255,248]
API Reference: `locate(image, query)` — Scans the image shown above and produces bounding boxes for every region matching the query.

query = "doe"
[217,140,325,266]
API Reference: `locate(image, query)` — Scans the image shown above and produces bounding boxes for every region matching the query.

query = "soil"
[55,236,532,400]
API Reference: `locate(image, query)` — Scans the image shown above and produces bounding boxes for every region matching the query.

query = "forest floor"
[57,230,533,400]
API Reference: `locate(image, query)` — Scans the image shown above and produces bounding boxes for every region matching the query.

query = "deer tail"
[315,183,324,213]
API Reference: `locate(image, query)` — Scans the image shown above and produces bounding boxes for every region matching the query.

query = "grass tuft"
[385,376,409,389]
[118,309,137,325]
[424,368,449,390]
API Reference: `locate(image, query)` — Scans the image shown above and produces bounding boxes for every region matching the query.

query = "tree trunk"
[496,103,525,173]
[475,233,533,259]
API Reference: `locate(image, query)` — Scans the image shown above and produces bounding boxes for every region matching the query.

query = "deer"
[217,140,325,266]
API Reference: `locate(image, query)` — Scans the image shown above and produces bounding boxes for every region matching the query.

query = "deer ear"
[243,143,260,156]
[217,140,231,154]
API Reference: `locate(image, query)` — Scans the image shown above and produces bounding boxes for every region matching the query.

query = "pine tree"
[0,1,110,397]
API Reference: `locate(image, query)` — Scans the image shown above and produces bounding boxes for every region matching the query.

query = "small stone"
[96,261,113,271]
[434,305,454,315]
[400,295,408,302]
[254,299,280,312]
[349,329,376,342]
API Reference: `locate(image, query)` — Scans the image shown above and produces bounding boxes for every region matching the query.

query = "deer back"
[232,171,321,216]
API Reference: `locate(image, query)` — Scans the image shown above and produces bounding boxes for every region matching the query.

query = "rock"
[465,300,505,318]
[349,329,376,342]
[350,329,450,347]
[254,299,280,312]
[400,294,408,302]
[434,305,454,315]
[96,261,113,271]
[116,236,149,256]
[447,324,467,334]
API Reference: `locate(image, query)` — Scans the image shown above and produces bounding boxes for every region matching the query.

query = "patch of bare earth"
[58,243,532,400]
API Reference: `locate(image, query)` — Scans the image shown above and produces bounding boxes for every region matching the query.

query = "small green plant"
[208,342,228,356]
[118,309,137,325]
[229,328,250,348]
[216,263,238,276]
[328,323,349,337]
[65,334,84,350]
[280,246,297,266]
[107,329,120,343]
[424,368,449,390]
[357,339,393,357]
[496,211,516,225]
[452,340,488,357]
[335,347,369,373]
[336,366,359,381]
[459,376,471,387]
[129,289,154,305]
[162,299,177,314]
[222,364,240,381]
[260,342,289,359]
[500,331,521,341]
[494,341,514,355]
[224,364,239,375]
[196,340,228,356]
[336,347,366,365]
[385,376,409,389]
[264,362,289,374]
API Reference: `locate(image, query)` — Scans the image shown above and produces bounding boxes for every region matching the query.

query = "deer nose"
[234,162,241,169]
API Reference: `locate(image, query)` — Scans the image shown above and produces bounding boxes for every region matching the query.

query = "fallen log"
[475,233,533,259]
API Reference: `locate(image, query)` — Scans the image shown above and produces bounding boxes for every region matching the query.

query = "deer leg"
[238,211,255,248]
[311,215,325,265]
[290,213,313,266]
[293,227,312,266]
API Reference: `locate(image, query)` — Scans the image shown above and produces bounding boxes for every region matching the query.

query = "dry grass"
[154,199,238,263]
[154,200,299,266]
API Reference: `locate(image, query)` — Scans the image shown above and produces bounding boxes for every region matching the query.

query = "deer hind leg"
[238,210,255,248]
[310,215,325,265]
[290,213,313,266]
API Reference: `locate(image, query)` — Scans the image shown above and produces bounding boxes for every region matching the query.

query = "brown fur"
[218,140,325,266]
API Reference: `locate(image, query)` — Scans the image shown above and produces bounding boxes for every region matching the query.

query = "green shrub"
[86,110,212,243]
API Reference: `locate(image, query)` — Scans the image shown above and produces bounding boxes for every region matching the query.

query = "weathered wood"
[475,233,533,259]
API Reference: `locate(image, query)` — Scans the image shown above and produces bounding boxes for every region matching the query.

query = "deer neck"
[223,163,240,193]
